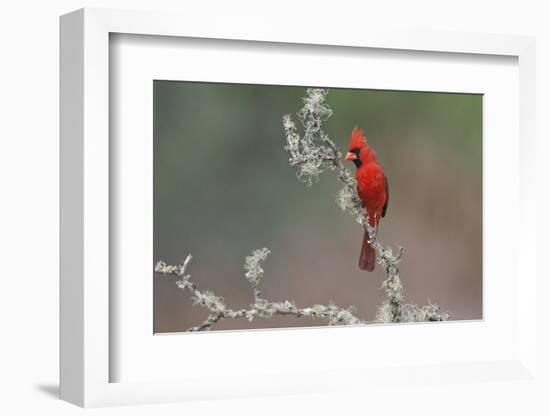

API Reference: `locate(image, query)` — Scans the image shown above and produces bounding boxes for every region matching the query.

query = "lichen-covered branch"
[283,88,449,324]
[155,88,448,332]
[155,249,365,332]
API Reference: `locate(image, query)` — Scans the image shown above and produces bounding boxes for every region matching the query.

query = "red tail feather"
[359,229,376,272]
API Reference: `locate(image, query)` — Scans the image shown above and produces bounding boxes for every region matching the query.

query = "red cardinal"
[345,127,389,271]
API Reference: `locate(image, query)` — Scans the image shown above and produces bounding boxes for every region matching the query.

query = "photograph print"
[153,82,482,333]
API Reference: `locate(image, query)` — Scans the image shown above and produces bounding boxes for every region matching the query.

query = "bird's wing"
[381,174,389,218]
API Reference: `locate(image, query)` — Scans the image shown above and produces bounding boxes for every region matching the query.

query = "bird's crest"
[349,126,367,150]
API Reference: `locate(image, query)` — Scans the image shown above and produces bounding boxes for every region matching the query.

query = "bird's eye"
[352,148,360,156]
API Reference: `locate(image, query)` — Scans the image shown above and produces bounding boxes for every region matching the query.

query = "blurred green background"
[153,81,482,333]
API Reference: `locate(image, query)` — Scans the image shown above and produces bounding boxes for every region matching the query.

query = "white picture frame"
[60,7,537,407]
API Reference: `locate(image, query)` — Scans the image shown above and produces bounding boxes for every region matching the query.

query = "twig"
[155,252,366,331]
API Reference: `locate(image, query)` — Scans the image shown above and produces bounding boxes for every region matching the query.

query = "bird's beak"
[345,152,357,161]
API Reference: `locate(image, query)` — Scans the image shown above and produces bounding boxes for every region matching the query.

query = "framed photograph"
[60,8,537,407]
